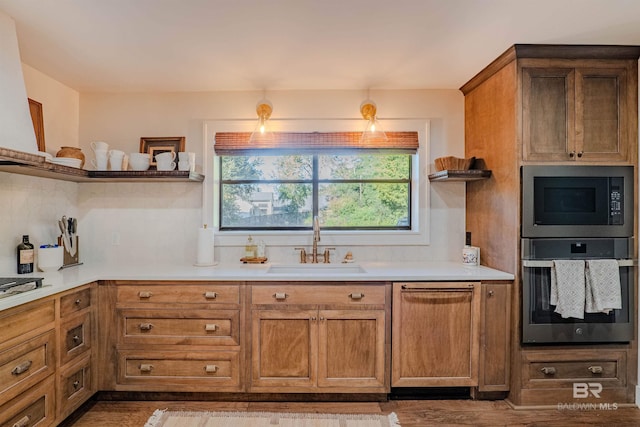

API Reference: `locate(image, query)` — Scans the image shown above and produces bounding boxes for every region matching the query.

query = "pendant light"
[359,98,388,144]
[249,98,274,143]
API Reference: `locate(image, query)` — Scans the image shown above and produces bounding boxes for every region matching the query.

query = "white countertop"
[0,260,514,311]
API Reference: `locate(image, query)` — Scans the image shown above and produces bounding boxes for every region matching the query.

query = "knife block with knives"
[58,234,80,267]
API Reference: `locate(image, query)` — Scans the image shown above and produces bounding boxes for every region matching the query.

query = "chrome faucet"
[312,215,321,263]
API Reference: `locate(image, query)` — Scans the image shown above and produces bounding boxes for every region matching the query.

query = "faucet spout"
[312,216,320,263]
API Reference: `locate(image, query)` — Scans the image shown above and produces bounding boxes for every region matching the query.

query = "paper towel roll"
[196,226,214,265]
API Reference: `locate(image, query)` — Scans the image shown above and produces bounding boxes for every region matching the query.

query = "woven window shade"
[214,131,419,155]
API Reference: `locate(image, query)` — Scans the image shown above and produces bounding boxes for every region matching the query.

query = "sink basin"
[267,264,367,275]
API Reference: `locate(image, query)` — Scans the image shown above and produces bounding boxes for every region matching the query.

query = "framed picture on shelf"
[140,136,185,167]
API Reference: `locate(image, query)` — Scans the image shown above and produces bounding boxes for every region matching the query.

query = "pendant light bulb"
[359,99,388,144]
[250,99,274,143]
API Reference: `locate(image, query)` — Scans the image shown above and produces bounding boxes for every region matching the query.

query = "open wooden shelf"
[0,147,204,183]
[428,169,492,182]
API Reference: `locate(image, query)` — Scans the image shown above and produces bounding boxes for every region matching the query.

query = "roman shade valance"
[214,131,419,155]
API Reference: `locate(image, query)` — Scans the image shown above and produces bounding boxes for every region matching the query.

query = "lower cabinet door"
[117,350,241,391]
[392,282,481,387]
[58,354,93,421]
[0,375,55,427]
[251,309,317,391]
[318,309,387,391]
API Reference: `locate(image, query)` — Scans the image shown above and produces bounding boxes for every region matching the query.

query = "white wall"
[77,89,466,265]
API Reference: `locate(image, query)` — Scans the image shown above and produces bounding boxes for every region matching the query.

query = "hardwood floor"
[62,398,640,427]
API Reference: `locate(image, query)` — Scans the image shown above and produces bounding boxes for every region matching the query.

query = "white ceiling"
[1,0,640,92]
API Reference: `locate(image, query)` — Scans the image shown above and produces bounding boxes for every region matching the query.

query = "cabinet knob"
[311,316,317,321]
[11,360,32,375]
[139,323,154,331]
[139,364,154,372]
[73,380,81,389]
[138,291,153,299]
[349,292,364,300]
[488,290,495,297]
[273,292,288,300]
[577,151,584,158]
[72,335,81,342]
[75,299,82,305]
[205,324,218,332]
[540,366,556,375]
[569,151,575,158]
[205,364,218,373]
[204,291,218,299]
[588,365,603,374]
[12,415,31,427]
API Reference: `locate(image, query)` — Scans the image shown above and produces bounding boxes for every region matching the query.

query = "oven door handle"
[522,259,636,268]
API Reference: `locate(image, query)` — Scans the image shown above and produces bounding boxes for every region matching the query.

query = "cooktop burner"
[0,277,43,298]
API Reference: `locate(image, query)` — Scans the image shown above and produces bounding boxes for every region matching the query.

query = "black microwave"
[521,165,634,238]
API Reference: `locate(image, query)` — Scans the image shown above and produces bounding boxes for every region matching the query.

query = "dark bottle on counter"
[17,235,34,274]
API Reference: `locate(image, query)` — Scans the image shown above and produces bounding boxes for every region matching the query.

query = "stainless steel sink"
[266,264,367,275]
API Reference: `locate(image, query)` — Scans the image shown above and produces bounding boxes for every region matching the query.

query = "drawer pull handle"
[138,291,153,298]
[273,292,288,300]
[205,364,218,373]
[13,415,30,427]
[75,298,82,305]
[139,323,154,331]
[540,366,556,375]
[139,364,154,372]
[205,324,218,332]
[588,366,603,374]
[349,292,364,300]
[204,291,218,299]
[73,380,81,389]
[11,360,32,375]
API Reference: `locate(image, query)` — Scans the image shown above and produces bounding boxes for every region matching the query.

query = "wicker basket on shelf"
[434,156,475,171]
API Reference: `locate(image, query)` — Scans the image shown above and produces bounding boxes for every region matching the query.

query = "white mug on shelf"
[108,150,125,171]
[129,152,150,171]
[178,161,190,171]
[155,151,176,164]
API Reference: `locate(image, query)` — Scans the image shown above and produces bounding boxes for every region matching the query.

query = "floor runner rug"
[144,409,401,427]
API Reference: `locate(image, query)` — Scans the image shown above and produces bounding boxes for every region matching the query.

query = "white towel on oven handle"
[550,260,585,319]
[585,259,621,314]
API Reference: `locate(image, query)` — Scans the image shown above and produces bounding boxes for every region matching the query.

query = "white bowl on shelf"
[50,157,82,168]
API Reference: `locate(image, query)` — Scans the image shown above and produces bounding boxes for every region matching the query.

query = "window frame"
[202,119,430,248]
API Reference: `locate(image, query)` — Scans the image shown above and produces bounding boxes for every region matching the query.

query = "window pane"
[221,183,312,228]
[221,155,312,180]
[319,183,410,227]
[318,154,410,180]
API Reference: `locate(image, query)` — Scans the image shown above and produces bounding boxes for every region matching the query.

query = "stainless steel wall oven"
[521,165,635,344]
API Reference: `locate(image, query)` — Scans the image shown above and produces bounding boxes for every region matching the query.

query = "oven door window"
[533,177,609,226]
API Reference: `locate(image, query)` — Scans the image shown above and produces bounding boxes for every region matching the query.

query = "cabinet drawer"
[119,309,240,346]
[58,354,93,421]
[0,331,55,403]
[523,350,626,389]
[60,287,92,317]
[0,300,55,350]
[59,312,92,366]
[0,375,55,427]
[118,350,240,389]
[117,284,239,305]
[252,284,385,306]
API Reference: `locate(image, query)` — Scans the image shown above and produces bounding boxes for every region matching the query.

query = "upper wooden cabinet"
[522,60,634,162]
[461,44,640,167]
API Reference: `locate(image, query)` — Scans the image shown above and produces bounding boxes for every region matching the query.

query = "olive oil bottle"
[17,235,34,274]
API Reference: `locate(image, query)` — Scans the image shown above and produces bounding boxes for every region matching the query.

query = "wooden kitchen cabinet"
[99,281,244,392]
[522,60,635,163]
[392,282,480,387]
[56,283,97,421]
[250,283,390,393]
[478,282,511,392]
